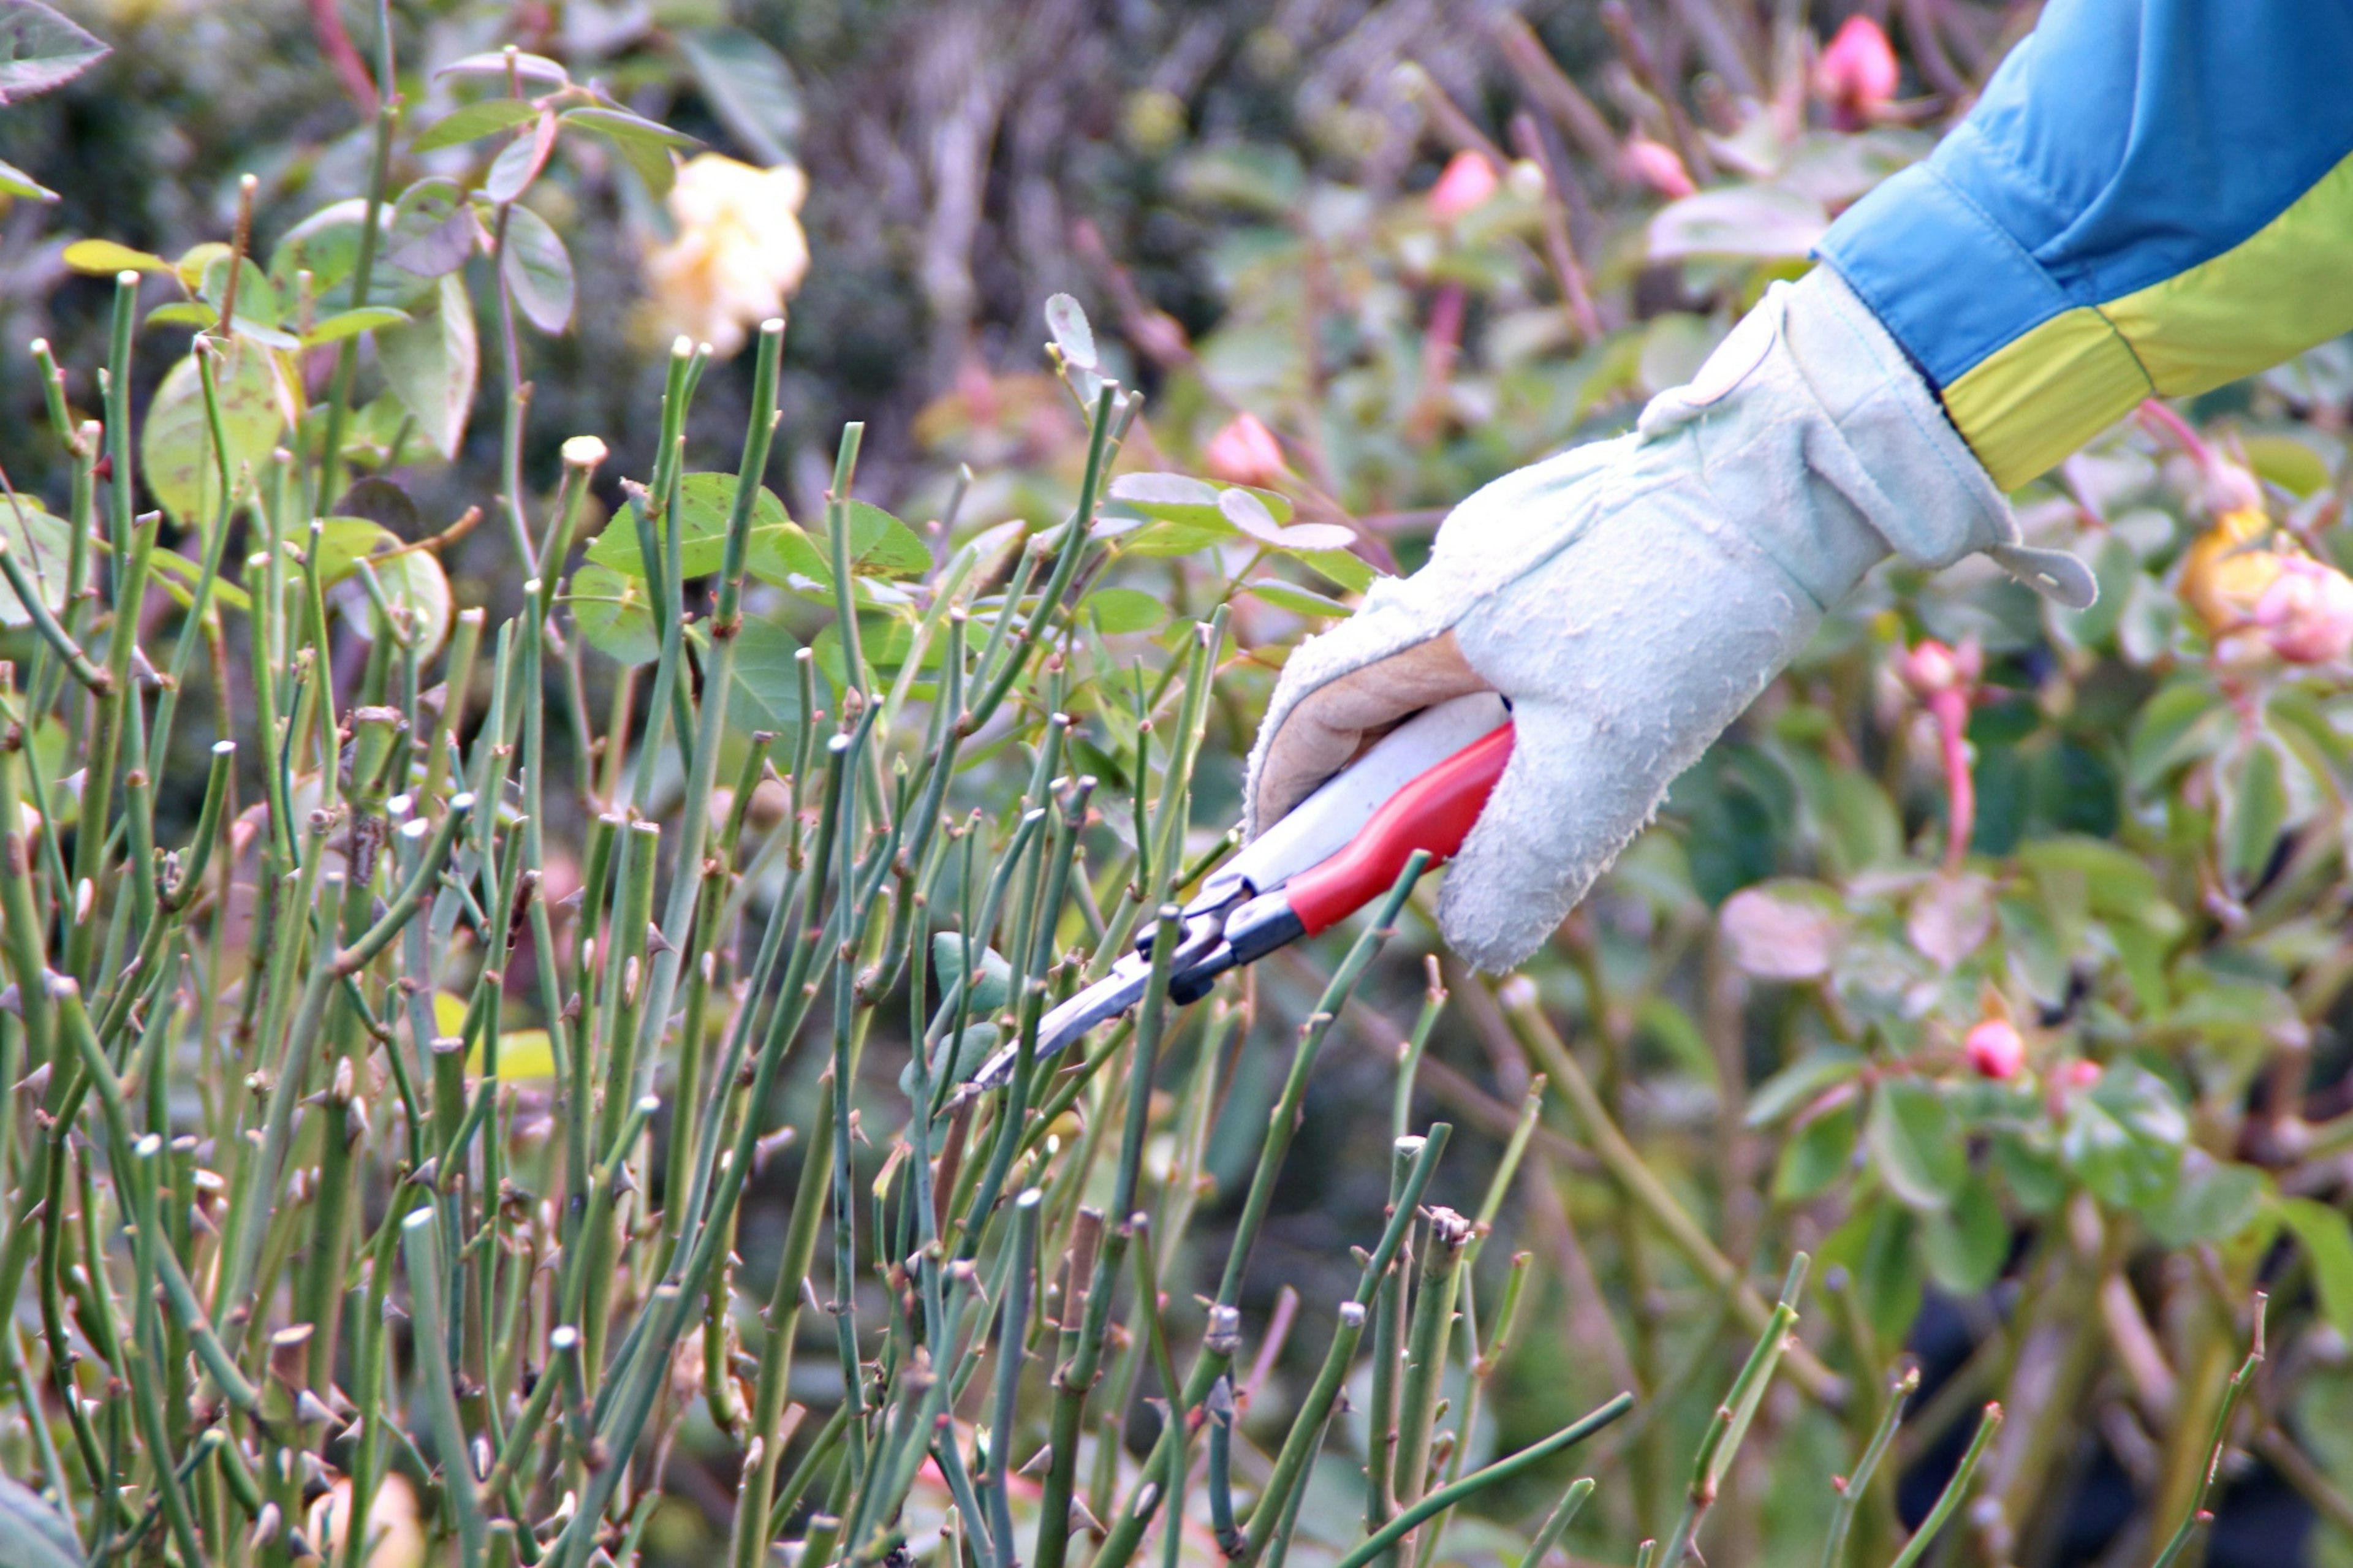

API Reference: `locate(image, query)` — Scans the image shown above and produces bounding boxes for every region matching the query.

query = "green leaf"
[145,547,249,615]
[726,616,808,732]
[1921,1176,2008,1293]
[0,496,70,627]
[2063,1062,2185,1211]
[1828,1199,1923,1350]
[1241,578,1352,619]
[588,472,790,581]
[1045,292,1096,369]
[413,98,541,154]
[2148,1154,2267,1247]
[0,1,107,100]
[1296,547,1377,594]
[1746,1047,1863,1127]
[64,238,167,274]
[2127,678,2229,792]
[745,499,930,588]
[140,346,292,531]
[813,613,916,690]
[143,301,216,331]
[1104,472,1292,534]
[901,1024,998,1099]
[1084,587,1166,635]
[310,519,399,586]
[931,934,1013,1015]
[1992,1131,2067,1215]
[2281,1197,2353,1343]
[500,203,574,333]
[2017,835,2184,939]
[561,106,697,196]
[0,154,51,200]
[302,306,413,347]
[1866,1078,1965,1211]
[340,548,453,658]
[376,273,479,460]
[484,112,556,205]
[676,27,802,165]
[0,1470,87,1568]
[385,178,477,279]
[569,562,659,664]
[2219,737,2287,889]
[1773,1100,1856,1202]
[1218,487,1357,552]
[435,50,568,87]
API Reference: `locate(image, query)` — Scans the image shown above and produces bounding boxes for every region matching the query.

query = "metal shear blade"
[969,914,1227,1088]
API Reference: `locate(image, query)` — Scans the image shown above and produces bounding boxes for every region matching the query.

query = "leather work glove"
[1241,267,2095,972]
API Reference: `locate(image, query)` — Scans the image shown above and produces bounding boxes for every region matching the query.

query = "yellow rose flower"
[641,153,811,358]
[2180,504,2287,634]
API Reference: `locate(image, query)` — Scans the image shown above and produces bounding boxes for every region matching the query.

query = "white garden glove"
[1242,267,2094,972]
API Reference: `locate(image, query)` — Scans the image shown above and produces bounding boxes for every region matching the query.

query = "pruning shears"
[973,691,1515,1088]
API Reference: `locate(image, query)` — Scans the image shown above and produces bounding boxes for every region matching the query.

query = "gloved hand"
[1242,266,2094,972]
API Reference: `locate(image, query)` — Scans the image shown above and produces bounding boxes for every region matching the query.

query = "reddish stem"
[309,0,379,113]
[1928,687,1973,873]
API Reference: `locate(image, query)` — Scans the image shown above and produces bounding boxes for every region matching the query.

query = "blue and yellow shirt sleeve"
[1816,0,2353,493]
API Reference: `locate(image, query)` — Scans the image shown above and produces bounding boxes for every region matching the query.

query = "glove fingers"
[1252,632,1489,827]
[1437,502,1828,970]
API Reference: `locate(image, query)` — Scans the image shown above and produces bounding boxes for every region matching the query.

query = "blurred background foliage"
[13,1,2353,1566]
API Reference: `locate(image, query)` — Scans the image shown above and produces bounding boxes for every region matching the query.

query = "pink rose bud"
[1816,16,1900,129]
[1895,636,1980,699]
[1963,1018,2025,1080]
[1622,137,1696,200]
[2064,1060,2102,1089]
[1203,412,1287,490]
[2254,555,2353,665]
[1427,150,1501,220]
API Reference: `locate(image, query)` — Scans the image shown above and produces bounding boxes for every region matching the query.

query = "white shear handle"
[1226,691,1509,895]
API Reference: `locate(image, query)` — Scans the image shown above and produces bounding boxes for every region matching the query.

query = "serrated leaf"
[413,97,540,153]
[500,203,574,333]
[1867,1078,1965,1211]
[743,499,930,588]
[377,272,477,460]
[0,1,107,101]
[1045,292,1096,369]
[677,26,801,165]
[302,306,412,347]
[140,345,292,531]
[64,238,167,274]
[569,562,658,664]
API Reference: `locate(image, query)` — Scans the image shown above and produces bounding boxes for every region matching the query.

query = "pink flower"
[1622,137,1696,200]
[2064,1061,2102,1090]
[1963,1018,2025,1081]
[2253,555,2353,665]
[1427,150,1500,220]
[1816,16,1900,128]
[1203,412,1287,489]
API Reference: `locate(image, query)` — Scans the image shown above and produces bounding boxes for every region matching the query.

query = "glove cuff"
[1778,265,2016,569]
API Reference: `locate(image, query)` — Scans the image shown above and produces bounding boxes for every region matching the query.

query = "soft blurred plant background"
[10,1,2353,1567]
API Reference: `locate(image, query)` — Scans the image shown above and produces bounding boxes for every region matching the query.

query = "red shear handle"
[1285,721,1515,936]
